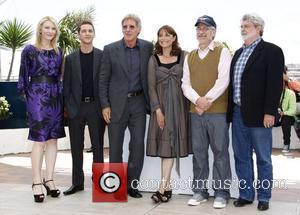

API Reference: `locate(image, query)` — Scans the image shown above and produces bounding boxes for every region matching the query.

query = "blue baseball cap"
[194,15,217,28]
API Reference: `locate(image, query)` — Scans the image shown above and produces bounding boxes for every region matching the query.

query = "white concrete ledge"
[0,126,109,155]
[1,124,298,155]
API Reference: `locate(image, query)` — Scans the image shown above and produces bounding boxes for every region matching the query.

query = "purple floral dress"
[17,45,65,142]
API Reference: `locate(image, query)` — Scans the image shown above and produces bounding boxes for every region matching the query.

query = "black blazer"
[63,47,103,119]
[99,39,153,122]
[227,40,284,127]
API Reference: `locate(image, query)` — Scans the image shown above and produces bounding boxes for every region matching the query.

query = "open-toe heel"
[43,179,60,197]
[164,190,172,200]
[151,191,168,203]
[32,183,45,203]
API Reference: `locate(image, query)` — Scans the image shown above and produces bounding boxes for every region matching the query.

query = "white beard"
[241,31,256,41]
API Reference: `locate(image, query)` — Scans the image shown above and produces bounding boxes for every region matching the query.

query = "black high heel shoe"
[151,191,169,203]
[43,179,60,197]
[32,183,45,203]
[164,190,172,200]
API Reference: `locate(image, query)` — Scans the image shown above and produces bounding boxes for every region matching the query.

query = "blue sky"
[0,0,299,77]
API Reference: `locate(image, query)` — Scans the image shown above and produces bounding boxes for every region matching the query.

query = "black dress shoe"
[86,147,93,153]
[233,198,253,207]
[63,185,84,195]
[128,189,142,198]
[257,201,269,211]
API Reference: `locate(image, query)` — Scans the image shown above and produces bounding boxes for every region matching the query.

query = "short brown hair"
[154,25,181,56]
[78,20,95,33]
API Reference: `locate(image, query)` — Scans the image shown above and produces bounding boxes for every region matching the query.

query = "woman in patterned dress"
[147,25,191,203]
[17,16,65,202]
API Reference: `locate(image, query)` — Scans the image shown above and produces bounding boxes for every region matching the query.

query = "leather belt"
[30,75,58,83]
[82,97,94,102]
[127,90,143,98]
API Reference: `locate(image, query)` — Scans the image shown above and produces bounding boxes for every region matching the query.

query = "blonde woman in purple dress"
[17,16,65,203]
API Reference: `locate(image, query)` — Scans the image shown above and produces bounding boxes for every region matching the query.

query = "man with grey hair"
[182,15,232,209]
[99,14,153,198]
[227,14,284,211]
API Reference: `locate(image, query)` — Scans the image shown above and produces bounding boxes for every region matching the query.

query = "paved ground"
[0,149,300,215]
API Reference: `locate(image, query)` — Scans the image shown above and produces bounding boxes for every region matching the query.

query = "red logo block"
[92,163,128,202]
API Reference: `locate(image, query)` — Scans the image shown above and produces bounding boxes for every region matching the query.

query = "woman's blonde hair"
[35,16,60,54]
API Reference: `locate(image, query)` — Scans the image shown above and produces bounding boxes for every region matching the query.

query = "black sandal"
[151,191,169,203]
[43,179,60,197]
[32,183,45,203]
[164,190,172,200]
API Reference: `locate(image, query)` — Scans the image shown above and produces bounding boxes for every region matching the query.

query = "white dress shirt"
[181,41,232,104]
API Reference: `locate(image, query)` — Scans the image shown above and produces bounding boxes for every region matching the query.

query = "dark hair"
[283,65,288,74]
[283,65,289,87]
[154,25,181,56]
[78,20,95,33]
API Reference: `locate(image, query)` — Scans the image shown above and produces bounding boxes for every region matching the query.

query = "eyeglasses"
[196,26,212,32]
[122,25,136,31]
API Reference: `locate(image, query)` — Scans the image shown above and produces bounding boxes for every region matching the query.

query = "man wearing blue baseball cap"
[194,15,217,28]
[182,15,232,209]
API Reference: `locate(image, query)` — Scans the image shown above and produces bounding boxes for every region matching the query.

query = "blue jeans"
[232,106,273,202]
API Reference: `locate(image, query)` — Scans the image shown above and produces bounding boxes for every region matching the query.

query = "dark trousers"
[108,95,146,190]
[68,102,106,186]
[281,115,295,146]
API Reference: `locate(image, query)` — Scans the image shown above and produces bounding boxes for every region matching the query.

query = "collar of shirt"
[122,38,140,49]
[80,48,94,55]
[197,40,215,59]
[242,38,261,49]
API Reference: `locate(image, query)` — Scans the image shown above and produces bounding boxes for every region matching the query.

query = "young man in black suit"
[63,21,106,195]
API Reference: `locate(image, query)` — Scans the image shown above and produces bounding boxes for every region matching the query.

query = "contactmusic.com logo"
[92,163,128,202]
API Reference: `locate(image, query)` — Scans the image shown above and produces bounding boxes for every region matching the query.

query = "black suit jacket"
[227,39,284,127]
[63,47,103,119]
[99,39,153,122]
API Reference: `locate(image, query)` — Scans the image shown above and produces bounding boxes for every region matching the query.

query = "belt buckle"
[127,91,141,98]
[127,93,133,98]
[84,97,91,102]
